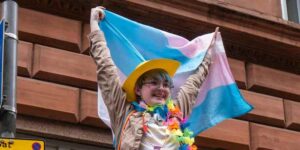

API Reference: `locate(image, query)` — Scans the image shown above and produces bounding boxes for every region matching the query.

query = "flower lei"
[132,98,197,150]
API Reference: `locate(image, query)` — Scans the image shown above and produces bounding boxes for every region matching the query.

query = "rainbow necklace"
[132,98,197,150]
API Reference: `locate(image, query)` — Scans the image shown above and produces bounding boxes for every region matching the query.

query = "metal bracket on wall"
[4,32,18,41]
[0,95,17,113]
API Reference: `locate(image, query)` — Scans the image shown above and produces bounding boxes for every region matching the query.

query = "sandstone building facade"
[7,0,300,149]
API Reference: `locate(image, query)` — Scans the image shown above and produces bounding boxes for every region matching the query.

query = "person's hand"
[90,6,105,32]
[90,6,105,22]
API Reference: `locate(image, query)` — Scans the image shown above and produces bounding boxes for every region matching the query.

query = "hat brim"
[122,59,180,102]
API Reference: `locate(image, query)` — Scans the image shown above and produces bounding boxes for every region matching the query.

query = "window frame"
[281,0,300,23]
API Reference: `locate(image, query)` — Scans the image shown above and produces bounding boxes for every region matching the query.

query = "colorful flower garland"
[132,98,197,150]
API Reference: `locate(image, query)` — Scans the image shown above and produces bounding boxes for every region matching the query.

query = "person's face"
[135,77,172,106]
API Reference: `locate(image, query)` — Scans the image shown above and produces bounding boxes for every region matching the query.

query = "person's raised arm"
[88,7,127,128]
[175,29,218,117]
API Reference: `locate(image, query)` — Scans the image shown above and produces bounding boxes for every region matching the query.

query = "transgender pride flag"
[97,10,253,137]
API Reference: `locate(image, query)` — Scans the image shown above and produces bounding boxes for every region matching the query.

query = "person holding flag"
[88,6,252,150]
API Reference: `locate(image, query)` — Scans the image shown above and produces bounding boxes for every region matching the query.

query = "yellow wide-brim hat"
[122,59,180,102]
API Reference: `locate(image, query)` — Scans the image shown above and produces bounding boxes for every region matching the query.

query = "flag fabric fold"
[97,10,253,137]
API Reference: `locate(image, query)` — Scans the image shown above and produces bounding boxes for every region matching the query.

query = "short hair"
[135,69,174,89]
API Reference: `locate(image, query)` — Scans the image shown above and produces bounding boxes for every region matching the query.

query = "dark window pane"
[287,0,300,22]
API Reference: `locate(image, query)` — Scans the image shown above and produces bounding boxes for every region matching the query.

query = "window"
[281,0,300,23]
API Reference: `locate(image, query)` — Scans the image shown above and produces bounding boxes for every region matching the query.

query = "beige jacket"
[88,30,212,150]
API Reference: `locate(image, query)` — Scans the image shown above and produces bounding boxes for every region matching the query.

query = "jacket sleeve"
[175,49,212,118]
[88,30,128,130]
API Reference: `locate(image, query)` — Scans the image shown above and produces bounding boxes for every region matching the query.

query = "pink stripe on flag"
[195,52,235,106]
[171,52,235,105]
[171,33,234,106]
[163,31,215,58]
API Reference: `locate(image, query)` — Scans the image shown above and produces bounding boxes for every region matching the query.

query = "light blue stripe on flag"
[187,83,252,136]
[100,10,207,75]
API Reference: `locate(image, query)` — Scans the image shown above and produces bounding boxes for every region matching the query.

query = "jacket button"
[137,129,143,134]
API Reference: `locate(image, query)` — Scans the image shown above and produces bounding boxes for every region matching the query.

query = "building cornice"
[18,0,300,74]
[18,0,102,21]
